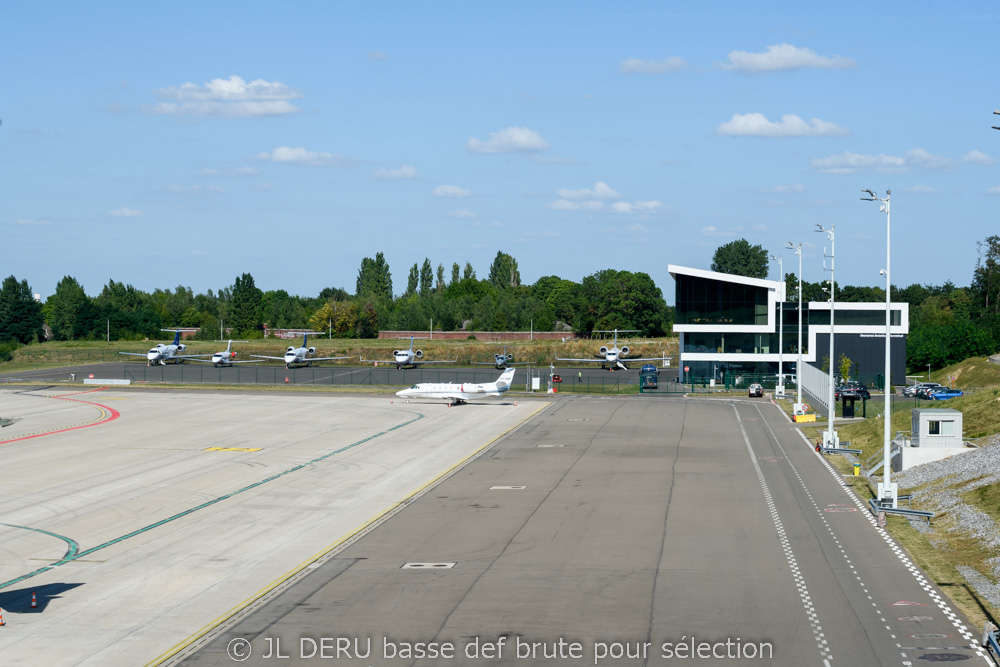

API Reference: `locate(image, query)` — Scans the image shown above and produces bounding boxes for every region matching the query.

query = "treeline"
[0,252,673,357]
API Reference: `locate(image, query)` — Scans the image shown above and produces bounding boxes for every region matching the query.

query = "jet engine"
[620,346,629,355]
[599,346,608,355]
[415,349,423,358]
[286,346,296,353]
[177,344,186,352]
[308,347,316,355]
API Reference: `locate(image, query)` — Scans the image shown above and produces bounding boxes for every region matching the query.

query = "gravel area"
[890,434,1000,602]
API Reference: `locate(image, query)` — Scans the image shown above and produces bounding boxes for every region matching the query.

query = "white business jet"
[251,333,350,369]
[472,345,531,370]
[119,329,208,366]
[556,328,661,371]
[186,341,264,368]
[396,368,516,406]
[361,336,456,370]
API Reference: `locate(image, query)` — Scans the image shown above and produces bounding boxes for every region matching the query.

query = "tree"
[579,269,670,336]
[451,263,460,285]
[838,352,853,382]
[0,275,44,344]
[488,251,520,289]
[711,239,768,279]
[405,264,419,296]
[229,273,264,336]
[419,258,433,297]
[436,263,446,292]
[463,262,476,280]
[356,252,393,299]
[46,276,98,340]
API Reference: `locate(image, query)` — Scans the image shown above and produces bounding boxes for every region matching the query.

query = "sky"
[3,2,999,306]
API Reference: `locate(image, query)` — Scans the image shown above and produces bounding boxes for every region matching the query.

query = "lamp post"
[815,223,837,449]
[786,242,803,414]
[771,254,785,396]
[862,188,895,508]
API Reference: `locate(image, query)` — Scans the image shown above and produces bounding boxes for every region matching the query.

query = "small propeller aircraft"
[119,329,209,366]
[361,336,456,370]
[396,368,516,406]
[251,333,350,369]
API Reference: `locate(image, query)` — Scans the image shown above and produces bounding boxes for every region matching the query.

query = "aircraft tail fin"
[172,330,181,346]
[496,367,516,391]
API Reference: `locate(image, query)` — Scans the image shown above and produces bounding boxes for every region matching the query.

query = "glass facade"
[675,274,769,325]
[807,308,901,327]
[682,331,808,355]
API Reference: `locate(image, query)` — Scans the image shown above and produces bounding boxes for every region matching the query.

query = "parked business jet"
[396,368,516,406]
[251,333,350,369]
[361,336,456,370]
[472,345,530,370]
[186,341,264,368]
[119,329,209,366]
[556,329,661,370]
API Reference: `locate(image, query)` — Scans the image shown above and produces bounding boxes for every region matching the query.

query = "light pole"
[786,242,803,414]
[771,254,785,396]
[862,188,895,506]
[862,189,896,504]
[815,223,837,448]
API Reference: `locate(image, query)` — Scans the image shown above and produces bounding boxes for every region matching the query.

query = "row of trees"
[712,237,1000,372]
[0,252,673,355]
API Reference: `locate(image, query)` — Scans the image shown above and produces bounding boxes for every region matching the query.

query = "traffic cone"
[31,593,37,609]
[0,607,5,626]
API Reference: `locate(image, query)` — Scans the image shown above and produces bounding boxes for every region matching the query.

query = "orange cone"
[31,593,37,609]
[0,607,5,626]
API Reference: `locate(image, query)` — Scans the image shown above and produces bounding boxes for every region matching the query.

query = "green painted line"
[0,522,79,559]
[0,411,423,590]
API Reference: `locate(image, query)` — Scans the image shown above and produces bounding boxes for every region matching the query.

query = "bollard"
[853,463,861,476]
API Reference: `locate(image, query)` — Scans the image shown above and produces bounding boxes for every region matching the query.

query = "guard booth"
[842,395,856,418]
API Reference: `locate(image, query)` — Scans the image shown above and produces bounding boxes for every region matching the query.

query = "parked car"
[835,383,870,400]
[916,384,944,399]
[748,383,763,397]
[552,374,562,383]
[927,387,963,400]
[905,382,940,397]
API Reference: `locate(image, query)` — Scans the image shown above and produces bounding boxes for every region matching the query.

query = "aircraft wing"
[471,361,531,365]
[250,355,287,361]
[620,356,666,362]
[308,356,351,362]
[186,358,265,364]
[414,360,457,364]
[118,352,148,357]
[173,353,215,359]
[554,356,608,363]
[358,357,394,364]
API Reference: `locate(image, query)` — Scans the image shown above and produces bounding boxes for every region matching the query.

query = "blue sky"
[3,2,999,305]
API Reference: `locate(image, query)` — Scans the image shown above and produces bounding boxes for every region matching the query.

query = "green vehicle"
[640,364,658,389]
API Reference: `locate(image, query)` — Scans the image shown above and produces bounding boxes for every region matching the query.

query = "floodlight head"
[879,269,886,276]
[862,188,876,198]
[880,204,887,213]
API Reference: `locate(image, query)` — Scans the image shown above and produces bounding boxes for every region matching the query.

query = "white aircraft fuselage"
[397,368,516,405]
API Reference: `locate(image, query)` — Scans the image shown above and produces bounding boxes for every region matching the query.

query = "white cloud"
[256,146,358,167]
[963,149,996,166]
[723,43,856,73]
[700,226,744,237]
[445,209,477,219]
[368,50,389,61]
[166,184,224,195]
[771,184,804,194]
[621,57,687,74]
[547,200,603,211]
[109,207,143,218]
[146,75,302,117]
[611,200,663,214]
[717,113,848,137]
[13,218,50,226]
[201,167,259,177]
[466,126,550,154]
[811,148,953,174]
[372,165,418,180]
[903,185,939,194]
[432,185,471,198]
[556,181,620,200]
[988,185,1000,194]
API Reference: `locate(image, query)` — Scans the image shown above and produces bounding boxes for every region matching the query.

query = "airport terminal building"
[669,265,909,396]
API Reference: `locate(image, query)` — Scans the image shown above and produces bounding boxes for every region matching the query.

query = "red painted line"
[0,388,120,444]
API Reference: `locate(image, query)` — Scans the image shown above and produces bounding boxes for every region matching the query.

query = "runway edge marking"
[146,401,551,667]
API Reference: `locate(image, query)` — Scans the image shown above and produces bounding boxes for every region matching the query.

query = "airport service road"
[0,362,678,390]
[176,396,990,667]
[0,387,545,666]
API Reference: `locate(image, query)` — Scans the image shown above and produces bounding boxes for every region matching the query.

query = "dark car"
[835,384,870,400]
